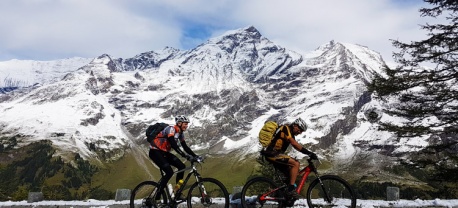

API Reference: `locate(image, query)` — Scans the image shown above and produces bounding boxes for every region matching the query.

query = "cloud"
[0,0,181,60]
[228,0,429,63]
[0,0,434,64]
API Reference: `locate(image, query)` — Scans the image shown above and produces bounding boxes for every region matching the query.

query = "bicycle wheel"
[130,181,168,208]
[306,175,356,208]
[240,177,285,208]
[187,177,230,208]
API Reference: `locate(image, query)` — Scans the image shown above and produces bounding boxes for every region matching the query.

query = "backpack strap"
[160,126,172,137]
[285,125,292,138]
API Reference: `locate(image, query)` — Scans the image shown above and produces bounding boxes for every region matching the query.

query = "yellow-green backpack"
[258,121,279,147]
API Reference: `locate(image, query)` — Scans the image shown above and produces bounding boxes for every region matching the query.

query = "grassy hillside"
[92,150,260,194]
[1,138,457,200]
[92,149,158,191]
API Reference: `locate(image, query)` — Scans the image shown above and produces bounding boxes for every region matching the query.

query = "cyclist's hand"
[195,155,203,162]
[185,154,194,161]
[308,152,318,160]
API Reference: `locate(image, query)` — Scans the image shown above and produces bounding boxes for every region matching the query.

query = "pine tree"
[369,0,458,192]
[369,0,458,138]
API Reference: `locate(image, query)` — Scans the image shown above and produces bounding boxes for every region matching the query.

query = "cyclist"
[261,117,317,198]
[149,115,200,199]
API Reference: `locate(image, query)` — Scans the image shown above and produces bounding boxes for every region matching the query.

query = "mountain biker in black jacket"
[261,117,317,197]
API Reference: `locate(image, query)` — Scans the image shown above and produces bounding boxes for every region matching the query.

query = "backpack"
[145,122,169,143]
[258,121,279,148]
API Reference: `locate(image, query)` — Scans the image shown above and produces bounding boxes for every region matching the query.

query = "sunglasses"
[296,125,305,132]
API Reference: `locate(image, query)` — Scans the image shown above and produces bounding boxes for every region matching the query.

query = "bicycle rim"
[130,181,168,208]
[187,178,230,208]
[306,175,356,208]
[240,177,285,208]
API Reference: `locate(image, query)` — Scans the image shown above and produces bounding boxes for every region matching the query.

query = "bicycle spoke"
[307,175,356,208]
[241,177,285,208]
[187,178,229,208]
[130,181,167,208]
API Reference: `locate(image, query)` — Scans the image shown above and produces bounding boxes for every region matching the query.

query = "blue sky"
[0,0,436,64]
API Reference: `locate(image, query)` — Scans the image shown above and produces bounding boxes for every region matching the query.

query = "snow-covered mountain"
[0,58,92,91]
[0,26,427,165]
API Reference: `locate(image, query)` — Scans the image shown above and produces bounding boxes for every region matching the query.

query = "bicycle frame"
[296,160,335,204]
[295,162,315,194]
[241,159,356,208]
[156,160,205,203]
[257,186,285,201]
[174,161,205,197]
[258,160,317,202]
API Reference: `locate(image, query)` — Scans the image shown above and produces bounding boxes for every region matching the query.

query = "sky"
[0,0,441,64]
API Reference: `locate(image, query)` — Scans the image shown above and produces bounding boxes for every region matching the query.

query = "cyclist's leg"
[165,153,186,183]
[149,149,174,198]
[266,154,299,191]
[286,157,300,187]
[164,153,186,200]
[270,160,290,180]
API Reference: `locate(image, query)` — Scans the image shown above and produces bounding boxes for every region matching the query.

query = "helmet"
[293,118,307,131]
[175,115,190,123]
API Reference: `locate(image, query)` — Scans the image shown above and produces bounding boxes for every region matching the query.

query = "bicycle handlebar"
[188,155,204,163]
[307,157,319,163]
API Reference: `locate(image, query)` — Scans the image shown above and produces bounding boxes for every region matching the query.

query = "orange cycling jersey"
[151,125,185,152]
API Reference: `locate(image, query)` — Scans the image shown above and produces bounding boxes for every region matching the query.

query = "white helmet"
[293,118,307,131]
[175,115,190,123]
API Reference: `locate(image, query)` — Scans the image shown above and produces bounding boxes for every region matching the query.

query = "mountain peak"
[225,25,262,39]
[315,40,337,52]
[219,25,260,36]
[208,26,263,47]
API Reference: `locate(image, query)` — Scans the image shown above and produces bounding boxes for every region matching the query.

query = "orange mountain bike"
[240,158,356,208]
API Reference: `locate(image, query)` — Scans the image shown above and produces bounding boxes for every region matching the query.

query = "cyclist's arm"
[180,140,197,157]
[286,136,303,151]
[167,136,187,157]
[287,135,314,155]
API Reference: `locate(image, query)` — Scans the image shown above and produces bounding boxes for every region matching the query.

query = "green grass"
[196,153,260,192]
[92,150,161,191]
[4,140,457,200]
[29,153,458,200]
[89,150,260,194]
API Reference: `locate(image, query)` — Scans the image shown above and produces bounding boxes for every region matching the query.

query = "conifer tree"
[369,0,458,190]
[369,0,458,138]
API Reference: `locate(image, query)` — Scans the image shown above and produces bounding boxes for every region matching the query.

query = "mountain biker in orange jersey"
[149,115,200,199]
[261,117,317,197]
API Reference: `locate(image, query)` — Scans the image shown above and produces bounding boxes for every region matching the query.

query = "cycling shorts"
[265,153,292,165]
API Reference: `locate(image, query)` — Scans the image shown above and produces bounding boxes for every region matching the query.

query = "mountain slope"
[0,26,394,161]
[0,57,92,89]
[1,26,454,199]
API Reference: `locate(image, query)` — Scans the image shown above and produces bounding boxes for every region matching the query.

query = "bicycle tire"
[240,177,285,208]
[130,181,168,208]
[306,175,356,208]
[187,177,230,208]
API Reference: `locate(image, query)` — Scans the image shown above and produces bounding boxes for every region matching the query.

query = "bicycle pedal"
[284,198,296,207]
[174,194,187,202]
[286,191,301,200]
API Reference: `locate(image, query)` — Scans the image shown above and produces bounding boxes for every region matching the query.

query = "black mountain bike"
[130,156,230,208]
[240,158,356,208]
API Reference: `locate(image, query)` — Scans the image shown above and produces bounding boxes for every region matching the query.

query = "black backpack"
[145,122,169,143]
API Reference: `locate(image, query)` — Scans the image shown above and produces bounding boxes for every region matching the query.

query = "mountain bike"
[240,157,356,208]
[130,156,230,208]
